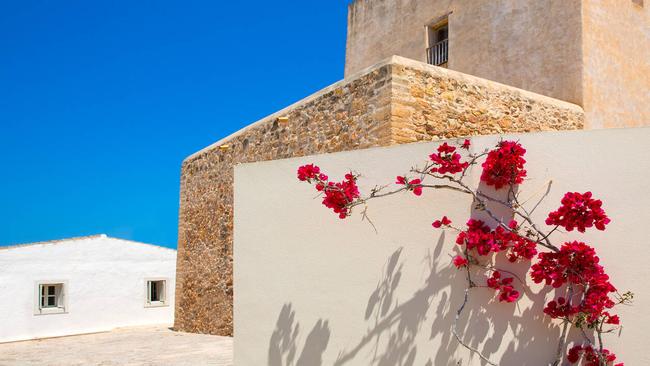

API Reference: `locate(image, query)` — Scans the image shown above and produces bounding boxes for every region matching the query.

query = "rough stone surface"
[389,60,584,143]
[174,56,584,336]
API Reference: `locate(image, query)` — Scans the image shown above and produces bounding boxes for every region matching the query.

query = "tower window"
[427,21,449,67]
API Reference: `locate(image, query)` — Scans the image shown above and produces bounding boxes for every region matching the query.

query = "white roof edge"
[0,234,176,252]
[107,237,177,252]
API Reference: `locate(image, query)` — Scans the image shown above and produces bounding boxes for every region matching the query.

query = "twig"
[551,319,570,366]
[452,288,499,366]
[360,206,378,234]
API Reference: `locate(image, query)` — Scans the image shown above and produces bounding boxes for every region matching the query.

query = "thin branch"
[452,287,499,366]
[526,180,554,215]
[360,206,378,234]
[552,319,570,366]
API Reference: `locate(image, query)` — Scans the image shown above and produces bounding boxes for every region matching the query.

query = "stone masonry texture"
[174,56,584,336]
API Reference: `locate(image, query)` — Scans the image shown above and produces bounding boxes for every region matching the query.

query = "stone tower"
[346,0,650,129]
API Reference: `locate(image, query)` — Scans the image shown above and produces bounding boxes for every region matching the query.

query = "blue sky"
[0,1,350,248]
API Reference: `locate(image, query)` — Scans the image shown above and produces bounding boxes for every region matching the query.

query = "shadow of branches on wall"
[332,234,459,366]
[267,183,573,365]
[268,303,331,366]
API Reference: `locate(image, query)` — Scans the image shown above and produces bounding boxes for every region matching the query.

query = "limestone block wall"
[174,56,583,336]
[388,59,583,144]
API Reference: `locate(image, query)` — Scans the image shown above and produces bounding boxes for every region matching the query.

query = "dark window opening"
[427,22,449,67]
[147,280,166,305]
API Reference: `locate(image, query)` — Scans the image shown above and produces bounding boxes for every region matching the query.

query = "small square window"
[34,281,67,315]
[145,279,168,307]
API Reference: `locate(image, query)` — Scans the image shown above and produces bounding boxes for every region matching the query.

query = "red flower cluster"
[461,139,471,149]
[456,219,499,255]
[396,176,423,196]
[297,164,360,219]
[452,255,468,268]
[531,242,605,287]
[531,242,617,324]
[567,345,622,366]
[604,312,620,325]
[543,297,576,318]
[487,271,519,303]
[453,219,536,304]
[494,222,538,263]
[432,216,452,228]
[297,164,323,182]
[480,140,527,189]
[429,143,469,175]
[455,219,537,262]
[546,191,610,232]
[320,173,360,219]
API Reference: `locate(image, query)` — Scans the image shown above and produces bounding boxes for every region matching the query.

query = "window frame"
[144,278,169,308]
[425,13,451,67]
[34,280,68,315]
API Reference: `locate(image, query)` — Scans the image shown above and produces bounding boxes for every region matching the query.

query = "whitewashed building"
[0,234,176,343]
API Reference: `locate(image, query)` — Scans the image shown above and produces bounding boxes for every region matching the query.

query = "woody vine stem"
[297,139,632,366]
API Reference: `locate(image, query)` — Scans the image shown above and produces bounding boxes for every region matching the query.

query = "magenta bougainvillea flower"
[432,216,452,228]
[321,173,360,219]
[396,176,423,196]
[531,241,617,324]
[452,255,468,268]
[567,345,622,366]
[486,271,519,303]
[480,140,527,189]
[297,163,320,182]
[297,164,360,219]
[429,143,469,175]
[545,191,610,232]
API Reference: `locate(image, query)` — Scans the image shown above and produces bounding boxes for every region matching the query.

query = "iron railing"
[427,39,448,66]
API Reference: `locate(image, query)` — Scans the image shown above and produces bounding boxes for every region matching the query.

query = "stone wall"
[174,56,584,336]
[389,59,583,143]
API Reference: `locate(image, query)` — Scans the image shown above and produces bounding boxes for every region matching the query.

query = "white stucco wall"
[0,235,177,343]
[234,128,650,365]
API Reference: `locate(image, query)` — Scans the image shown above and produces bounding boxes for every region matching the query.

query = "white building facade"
[0,234,177,343]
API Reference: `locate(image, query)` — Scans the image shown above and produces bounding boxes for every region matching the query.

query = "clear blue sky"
[0,1,350,248]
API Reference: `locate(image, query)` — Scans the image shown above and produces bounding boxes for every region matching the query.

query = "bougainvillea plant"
[297,139,633,366]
